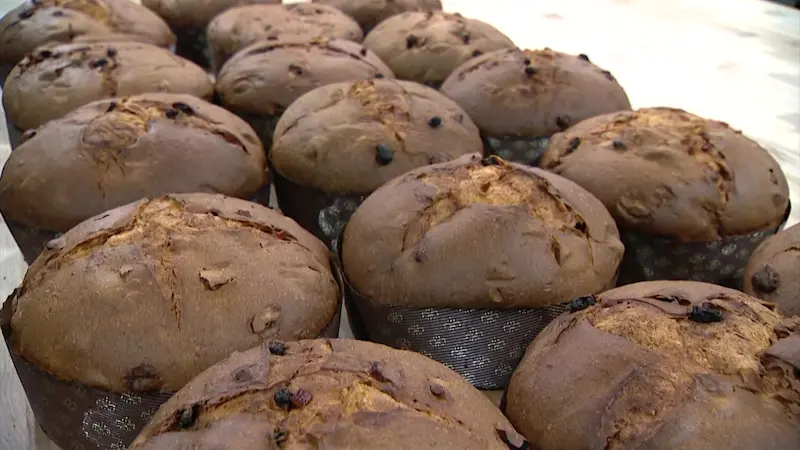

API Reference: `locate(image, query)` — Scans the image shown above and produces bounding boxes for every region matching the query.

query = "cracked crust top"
[207,3,363,71]
[506,280,800,450]
[129,339,524,450]
[0,0,175,67]
[217,37,393,117]
[0,93,267,232]
[539,108,790,241]
[141,0,279,29]
[2,41,213,131]
[270,79,483,194]
[342,154,624,309]
[8,194,339,393]
[362,11,515,87]
[441,48,632,137]
[743,223,800,316]
[312,0,443,32]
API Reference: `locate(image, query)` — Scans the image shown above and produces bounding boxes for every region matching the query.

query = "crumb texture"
[506,280,800,450]
[540,108,790,241]
[342,154,624,309]
[10,194,338,393]
[129,339,521,450]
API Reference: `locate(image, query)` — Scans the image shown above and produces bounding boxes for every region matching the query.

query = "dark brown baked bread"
[129,339,525,449]
[2,41,213,131]
[441,48,632,138]
[217,36,393,117]
[362,11,515,87]
[0,0,175,68]
[207,3,363,71]
[142,0,279,29]
[506,280,800,450]
[744,223,800,316]
[8,194,339,393]
[342,154,624,308]
[540,108,790,241]
[0,93,266,233]
[270,79,483,194]
[312,0,443,32]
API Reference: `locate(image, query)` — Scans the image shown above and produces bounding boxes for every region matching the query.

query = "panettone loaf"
[129,339,525,449]
[8,194,340,393]
[506,280,800,450]
[3,41,212,131]
[342,154,624,308]
[744,223,800,315]
[312,0,443,32]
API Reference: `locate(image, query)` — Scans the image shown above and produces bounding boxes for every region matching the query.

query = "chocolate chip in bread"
[743,223,800,315]
[506,280,800,450]
[362,11,515,88]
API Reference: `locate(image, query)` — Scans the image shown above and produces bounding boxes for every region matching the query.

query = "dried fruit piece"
[689,303,724,323]
[428,116,442,128]
[291,388,313,408]
[268,341,287,355]
[177,406,197,430]
[569,295,596,312]
[274,387,293,409]
[376,144,393,165]
[751,265,780,293]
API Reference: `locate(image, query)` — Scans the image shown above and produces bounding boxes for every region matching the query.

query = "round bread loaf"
[129,339,526,450]
[0,0,175,71]
[744,223,800,315]
[312,0,443,32]
[7,193,340,393]
[441,48,632,139]
[540,107,790,242]
[217,36,393,118]
[2,41,213,132]
[207,3,363,71]
[342,154,624,308]
[271,79,482,195]
[0,93,267,262]
[362,11,515,87]
[142,0,278,29]
[505,280,800,450]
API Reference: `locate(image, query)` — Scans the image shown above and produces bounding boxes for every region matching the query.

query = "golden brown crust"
[506,280,800,450]
[270,79,483,194]
[0,0,175,66]
[0,93,267,232]
[217,37,393,116]
[362,11,515,86]
[441,48,632,137]
[129,339,522,450]
[540,108,790,241]
[342,154,624,308]
[312,0,443,32]
[142,0,279,29]
[744,223,800,316]
[207,3,363,70]
[2,41,213,131]
[9,194,339,393]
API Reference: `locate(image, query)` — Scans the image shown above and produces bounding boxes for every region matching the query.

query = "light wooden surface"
[1,1,798,449]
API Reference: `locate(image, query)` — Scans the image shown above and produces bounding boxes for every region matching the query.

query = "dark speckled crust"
[441,47,632,137]
[0,93,266,233]
[270,79,483,194]
[129,339,523,450]
[506,280,800,450]
[207,3,363,72]
[540,108,790,242]
[312,0,443,32]
[217,37,393,117]
[744,223,800,316]
[342,154,624,309]
[9,194,339,393]
[0,0,175,68]
[362,11,515,87]
[2,41,213,131]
